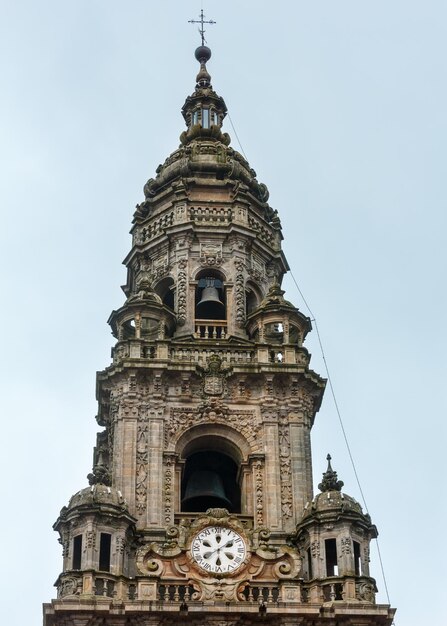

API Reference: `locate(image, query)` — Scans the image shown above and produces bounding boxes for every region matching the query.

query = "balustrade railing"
[194,319,227,339]
[94,576,116,598]
[57,571,376,607]
[158,584,197,603]
[190,206,232,223]
[170,347,255,364]
[240,584,280,603]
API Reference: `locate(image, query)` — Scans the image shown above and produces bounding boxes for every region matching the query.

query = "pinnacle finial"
[318,454,344,492]
[194,45,212,88]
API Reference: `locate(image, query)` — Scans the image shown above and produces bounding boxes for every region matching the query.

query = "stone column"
[114,417,138,514]
[289,418,313,521]
[146,417,164,527]
[263,421,282,530]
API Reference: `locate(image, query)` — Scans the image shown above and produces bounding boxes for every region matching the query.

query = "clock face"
[191,526,247,574]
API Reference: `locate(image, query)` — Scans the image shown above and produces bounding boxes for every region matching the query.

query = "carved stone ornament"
[278,412,293,519]
[135,422,148,515]
[234,259,245,327]
[356,581,376,603]
[200,242,222,266]
[341,537,352,555]
[166,401,261,452]
[310,540,320,558]
[176,258,188,325]
[163,452,177,525]
[135,509,303,606]
[58,575,82,598]
[197,354,231,396]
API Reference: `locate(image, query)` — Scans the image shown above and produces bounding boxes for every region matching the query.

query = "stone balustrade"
[112,339,309,367]
[194,319,227,339]
[57,571,377,608]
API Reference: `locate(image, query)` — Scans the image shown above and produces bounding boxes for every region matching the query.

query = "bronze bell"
[196,285,225,319]
[182,470,232,511]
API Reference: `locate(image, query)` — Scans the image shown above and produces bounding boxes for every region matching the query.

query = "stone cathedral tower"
[43,44,395,626]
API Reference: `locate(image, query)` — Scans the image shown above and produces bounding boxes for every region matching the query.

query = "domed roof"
[305,488,364,517]
[300,455,374,531]
[66,484,129,513]
[136,46,275,219]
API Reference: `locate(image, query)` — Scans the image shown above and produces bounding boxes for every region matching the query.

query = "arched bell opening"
[121,319,136,340]
[264,321,284,344]
[154,277,175,311]
[181,450,241,513]
[289,323,303,346]
[245,283,262,316]
[195,271,226,321]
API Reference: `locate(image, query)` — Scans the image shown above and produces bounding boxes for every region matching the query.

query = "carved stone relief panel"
[165,401,261,453]
[135,422,148,515]
[278,412,293,520]
[249,254,266,283]
[200,242,222,266]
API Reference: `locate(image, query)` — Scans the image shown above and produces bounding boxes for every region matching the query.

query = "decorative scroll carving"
[136,423,148,514]
[58,576,81,598]
[234,260,245,327]
[356,581,376,603]
[278,413,293,519]
[177,258,187,326]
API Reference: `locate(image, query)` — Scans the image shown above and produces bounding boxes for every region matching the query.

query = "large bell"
[196,285,225,320]
[182,470,232,511]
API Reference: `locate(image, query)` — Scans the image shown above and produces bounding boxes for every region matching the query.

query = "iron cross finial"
[188,9,216,46]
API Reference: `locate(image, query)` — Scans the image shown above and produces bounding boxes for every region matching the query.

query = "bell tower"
[43,41,395,626]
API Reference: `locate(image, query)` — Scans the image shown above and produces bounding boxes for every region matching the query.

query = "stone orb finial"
[195,45,212,63]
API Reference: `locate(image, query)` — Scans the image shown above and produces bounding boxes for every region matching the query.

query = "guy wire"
[289,269,393,610]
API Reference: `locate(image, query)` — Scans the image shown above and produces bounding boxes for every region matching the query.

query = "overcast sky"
[1,2,446,625]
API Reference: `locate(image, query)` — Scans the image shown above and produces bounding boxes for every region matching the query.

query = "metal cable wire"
[227,112,248,160]
[289,269,393,612]
[223,108,393,615]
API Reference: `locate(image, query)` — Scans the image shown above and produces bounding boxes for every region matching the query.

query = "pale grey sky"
[1,2,446,625]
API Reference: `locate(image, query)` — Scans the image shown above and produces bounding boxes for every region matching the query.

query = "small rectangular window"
[325,538,338,576]
[99,533,111,572]
[354,541,361,576]
[202,108,210,129]
[192,111,199,125]
[72,535,82,570]
[307,547,313,579]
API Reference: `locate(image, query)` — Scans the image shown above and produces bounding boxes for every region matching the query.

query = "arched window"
[181,450,241,513]
[195,271,226,321]
[154,277,175,310]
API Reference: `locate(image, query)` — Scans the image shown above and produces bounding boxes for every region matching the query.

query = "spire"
[318,454,344,492]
